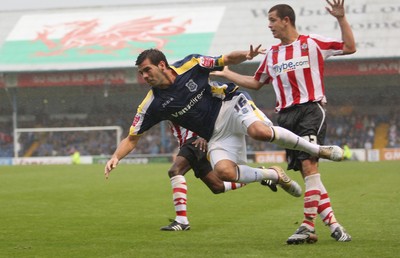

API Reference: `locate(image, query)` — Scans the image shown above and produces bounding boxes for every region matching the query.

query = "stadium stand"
[1,108,390,157]
[0,0,399,159]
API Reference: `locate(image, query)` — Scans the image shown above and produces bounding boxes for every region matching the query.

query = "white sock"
[315,174,340,232]
[301,174,321,230]
[236,165,278,183]
[270,126,319,155]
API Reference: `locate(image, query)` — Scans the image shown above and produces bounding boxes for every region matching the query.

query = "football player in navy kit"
[104,47,344,217]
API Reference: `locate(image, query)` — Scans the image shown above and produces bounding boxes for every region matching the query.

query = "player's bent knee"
[247,122,272,141]
[214,162,237,181]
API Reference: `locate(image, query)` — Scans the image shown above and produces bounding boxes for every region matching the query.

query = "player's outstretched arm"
[211,66,263,90]
[326,0,356,55]
[223,44,266,66]
[104,134,140,179]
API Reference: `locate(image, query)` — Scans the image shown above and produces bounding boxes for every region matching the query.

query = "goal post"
[13,126,123,158]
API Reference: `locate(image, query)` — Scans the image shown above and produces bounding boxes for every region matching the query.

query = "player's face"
[268,11,287,39]
[137,58,165,87]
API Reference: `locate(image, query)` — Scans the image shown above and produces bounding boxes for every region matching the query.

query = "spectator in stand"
[388,119,398,147]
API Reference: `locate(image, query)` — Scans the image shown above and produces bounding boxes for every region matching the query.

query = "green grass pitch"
[0,161,399,258]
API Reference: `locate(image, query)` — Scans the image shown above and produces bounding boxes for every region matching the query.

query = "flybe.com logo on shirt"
[273,56,310,75]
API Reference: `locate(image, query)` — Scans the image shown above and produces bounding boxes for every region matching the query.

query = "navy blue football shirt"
[130,54,238,141]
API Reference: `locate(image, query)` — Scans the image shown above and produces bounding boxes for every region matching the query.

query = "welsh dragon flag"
[0,6,225,70]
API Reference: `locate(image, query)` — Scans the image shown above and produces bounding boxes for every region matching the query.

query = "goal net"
[13,126,123,158]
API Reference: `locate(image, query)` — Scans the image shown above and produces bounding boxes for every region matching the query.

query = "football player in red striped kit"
[212,0,355,244]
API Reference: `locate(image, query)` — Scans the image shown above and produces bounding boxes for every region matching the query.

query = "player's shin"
[270,126,319,155]
[235,165,278,183]
[170,175,189,225]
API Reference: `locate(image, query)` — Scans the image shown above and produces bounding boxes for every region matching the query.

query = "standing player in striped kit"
[213,0,355,244]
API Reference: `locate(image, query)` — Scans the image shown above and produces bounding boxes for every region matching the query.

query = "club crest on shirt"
[301,43,308,51]
[185,79,198,92]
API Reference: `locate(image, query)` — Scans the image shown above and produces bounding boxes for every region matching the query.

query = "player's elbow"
[347,48,356,55]
[239,79,263,90]
[253,82,264,90]
[343,45,356,55]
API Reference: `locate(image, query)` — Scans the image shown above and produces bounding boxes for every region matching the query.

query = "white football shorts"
[208,92,272,167]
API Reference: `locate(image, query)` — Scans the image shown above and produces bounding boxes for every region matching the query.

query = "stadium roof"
[0,0,399,73]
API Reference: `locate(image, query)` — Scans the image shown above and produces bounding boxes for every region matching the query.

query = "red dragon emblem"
[34,16,191,56]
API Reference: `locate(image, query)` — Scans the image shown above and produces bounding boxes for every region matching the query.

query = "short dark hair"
[269,4,296,27]
[135,48,169,66]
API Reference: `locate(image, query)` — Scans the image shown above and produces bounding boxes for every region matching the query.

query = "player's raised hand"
[326,0,345,18]
[104,157,119,179]
[246,44,266,60]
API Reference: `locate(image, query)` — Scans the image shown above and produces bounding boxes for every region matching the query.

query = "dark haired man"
[212,0,355,244]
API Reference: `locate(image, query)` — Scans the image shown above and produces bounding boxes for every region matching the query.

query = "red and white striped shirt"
[168,121,198,148]
[254,34,344,112]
